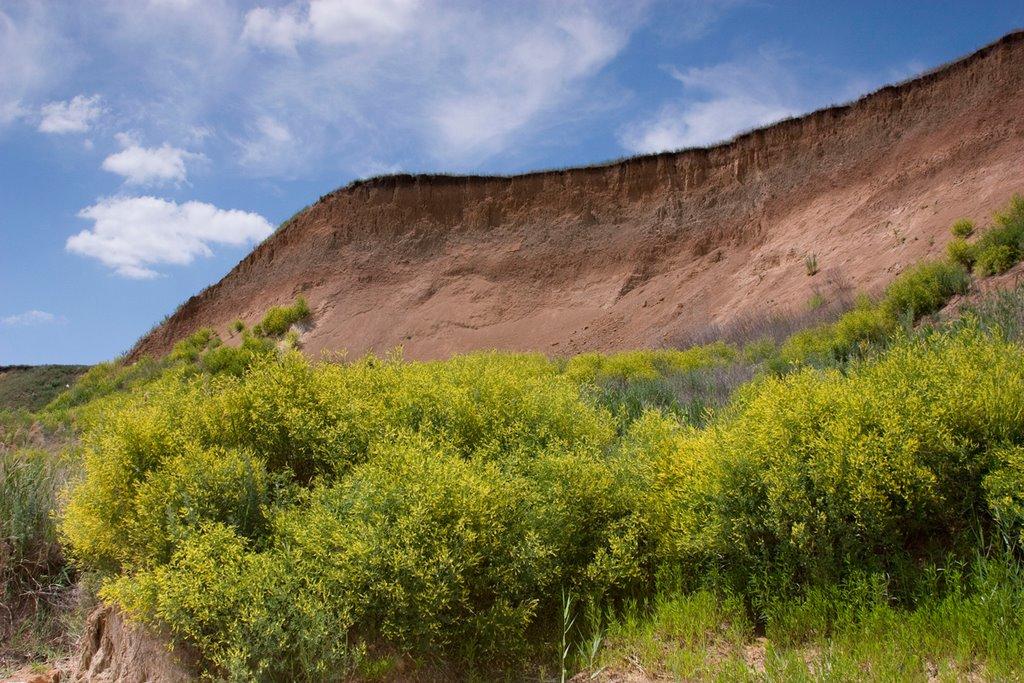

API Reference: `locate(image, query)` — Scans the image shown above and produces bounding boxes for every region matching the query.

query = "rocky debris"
[2,668,61,683]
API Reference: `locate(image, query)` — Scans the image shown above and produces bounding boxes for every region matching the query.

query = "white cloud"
[618,49,812,154]
[67,196,274,279]
[306,0,419,45]
[102,136,205,185]
[232,1,645,171]
[427,11,630,161]
[0,6,68,129]
[621,51,807,153]
[11,2,691,175]
[1,310,61,327]
[620,45,930,155]
[38,94,103,134]
[237,116,296,175]
[242,5,309,53]
[242,0,419,52]
[623,98,796,154]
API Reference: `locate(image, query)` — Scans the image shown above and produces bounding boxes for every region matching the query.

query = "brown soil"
[129,31,1024,363]
[72,607,195,683]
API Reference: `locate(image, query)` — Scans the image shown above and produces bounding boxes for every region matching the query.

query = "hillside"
[0,365,88,412]
[130,31,1024,362]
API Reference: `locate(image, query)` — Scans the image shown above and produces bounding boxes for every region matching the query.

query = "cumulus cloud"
[38,94,103,134]
[620,50,810,153]
[1,310,61,327]
[102,134,205,185]
[67,196,274,279]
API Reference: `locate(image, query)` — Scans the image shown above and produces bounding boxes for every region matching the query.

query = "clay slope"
[130,31,1024,362]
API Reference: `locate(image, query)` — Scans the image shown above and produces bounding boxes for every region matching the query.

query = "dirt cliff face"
[130,31,1024,362]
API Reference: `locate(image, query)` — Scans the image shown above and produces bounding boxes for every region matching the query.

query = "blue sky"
[1,0,1021,365]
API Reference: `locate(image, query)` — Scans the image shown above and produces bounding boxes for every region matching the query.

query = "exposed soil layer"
[129,31,1024,362]
[73,608,195,683]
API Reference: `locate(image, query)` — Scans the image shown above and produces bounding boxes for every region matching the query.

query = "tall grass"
[594,551,1024,680]
[1,449,74,647]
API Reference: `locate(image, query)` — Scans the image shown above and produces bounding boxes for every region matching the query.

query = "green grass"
[0,447,79,673]
[0,366,88,412]
[590,553,1024,681]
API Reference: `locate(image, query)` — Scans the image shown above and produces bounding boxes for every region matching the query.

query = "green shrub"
[169,328,221,363]
[951,219,976,238]
[45,357,167,415]
[970,195,1024,275]
[698,328,1024,597]
[741,338,776,364]
[779,296,894,366]
[974,244,1015,276]
[104,522,305,680]
[70,352,659,675]
[778,261,968,367]
[257,297,311,338]
[277,436,555,659]
[946,237,976,268]
[200,333,275,377]
[881,261,969,320]
[563,343,735,384]
[984,445,1024,544]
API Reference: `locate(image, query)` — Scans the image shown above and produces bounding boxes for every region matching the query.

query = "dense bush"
[168,327,221,363]
[697,328,1024,599]
[59,318,1024,677]
[253,297,311,337]
[985,445,1024,545]
[779,261,968,366]
[63,351,668,676]
[563,344,734,384]
[975,243,1016,276]
[880,260,970,320]
[972,194,1024,264]
[779,296,895,365]
[951,218,976,238]
[45,357,167,415]
[52,195,1024,677]
[947,236,976,268]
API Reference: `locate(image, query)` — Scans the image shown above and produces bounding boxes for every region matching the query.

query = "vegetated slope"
[0,365,89,412]
[130,31,1024,362]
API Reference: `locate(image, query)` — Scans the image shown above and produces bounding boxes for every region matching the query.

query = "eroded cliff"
[129,31,1024,361]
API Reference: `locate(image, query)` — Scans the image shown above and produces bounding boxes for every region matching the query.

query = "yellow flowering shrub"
[562,343,735,384]
[60,307,1024,676]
